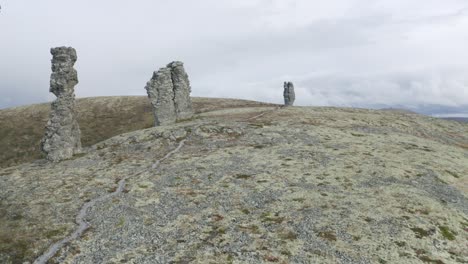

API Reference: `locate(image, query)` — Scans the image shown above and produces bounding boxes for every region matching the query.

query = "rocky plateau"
[0,97,467,264]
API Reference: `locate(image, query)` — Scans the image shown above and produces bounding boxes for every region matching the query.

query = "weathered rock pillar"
[145,67,177,126]
[145,61,194,126]
[168,61,194,120]
[283,81,295,106]
[41,47,82,162]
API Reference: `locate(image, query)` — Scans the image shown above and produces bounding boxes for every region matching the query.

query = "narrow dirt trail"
[244,106,281,121]
[33,139,187,264]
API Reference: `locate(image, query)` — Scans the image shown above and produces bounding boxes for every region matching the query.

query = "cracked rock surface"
[41,47,81,162]
[145,68,177,126]
[1,102,467,264]
[168,61,194,120]
[145,62,193,126]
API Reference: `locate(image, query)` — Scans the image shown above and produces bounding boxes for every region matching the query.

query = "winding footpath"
[34,107,277,263]
[33,139,187,264]
[244,106,281,121]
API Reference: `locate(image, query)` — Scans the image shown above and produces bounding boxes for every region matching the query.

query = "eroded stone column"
[145,61,194,126]
[41,47,82,162]
[283,81,295,106]
[145,67,177,126]
[167,61,194,120]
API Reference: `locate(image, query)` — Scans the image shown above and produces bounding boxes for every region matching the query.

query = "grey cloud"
[393,6,468,25]
[0,0,467,116]
[296,70,468,108]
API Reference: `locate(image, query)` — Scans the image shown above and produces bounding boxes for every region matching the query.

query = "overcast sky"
[1,0,467,113]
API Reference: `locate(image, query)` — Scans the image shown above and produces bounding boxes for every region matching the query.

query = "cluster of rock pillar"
[40,46,194,161]
[144,62,194,126]
[40,47,293,162]
[41,47,82,162]
[283,81,295,106]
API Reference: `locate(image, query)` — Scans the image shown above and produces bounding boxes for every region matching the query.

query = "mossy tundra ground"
[0,98,467,263]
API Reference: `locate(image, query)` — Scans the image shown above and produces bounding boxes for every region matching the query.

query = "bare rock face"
[283,81,295,106]
[145,61,194,126]
[145,68,177,125]
[167,61,194,120]
[41,47,82,162]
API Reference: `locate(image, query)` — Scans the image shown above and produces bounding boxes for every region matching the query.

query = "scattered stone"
[41,47,82,162]
[145,61,194,126]
[168,61,194,120]
[283,81,295,106]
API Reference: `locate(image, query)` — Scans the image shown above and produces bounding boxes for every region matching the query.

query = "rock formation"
[168,61,194,120]
[145,61,193,126]
[145,67,177,125]
[41,47,82,162]
[283,81,295,106]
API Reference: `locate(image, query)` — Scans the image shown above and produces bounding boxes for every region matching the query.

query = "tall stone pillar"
[167,61,194,120]
[283,81,295,106]
[145,61,194,126]
[145,68,177,126]
[41,47,82,162]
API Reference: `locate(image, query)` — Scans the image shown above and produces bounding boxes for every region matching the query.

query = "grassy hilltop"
[0,96,275,168]
[0,97,467,263]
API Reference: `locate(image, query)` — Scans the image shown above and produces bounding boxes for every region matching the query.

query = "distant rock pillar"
[283,81,295,106]
[41,47,82,162]
[145,61,194,126]
[167,61,194,120]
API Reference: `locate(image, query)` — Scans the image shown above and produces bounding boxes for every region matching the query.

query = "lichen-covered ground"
[1,105,467,263]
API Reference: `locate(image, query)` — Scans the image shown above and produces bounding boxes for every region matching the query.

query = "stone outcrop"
[145,68,177,125]
[283,81,295,106]
[145,61,193,126]
[167,62,194,120]
[41,47,82,162]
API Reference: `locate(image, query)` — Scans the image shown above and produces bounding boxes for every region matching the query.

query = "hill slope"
[0,99,467,263]
[0,96,276,168]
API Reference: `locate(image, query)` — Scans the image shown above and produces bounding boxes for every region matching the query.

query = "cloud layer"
[0,0,467,113]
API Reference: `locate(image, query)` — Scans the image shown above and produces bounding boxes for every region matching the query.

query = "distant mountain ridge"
[375,103,467,117]
[441,117,468,123]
